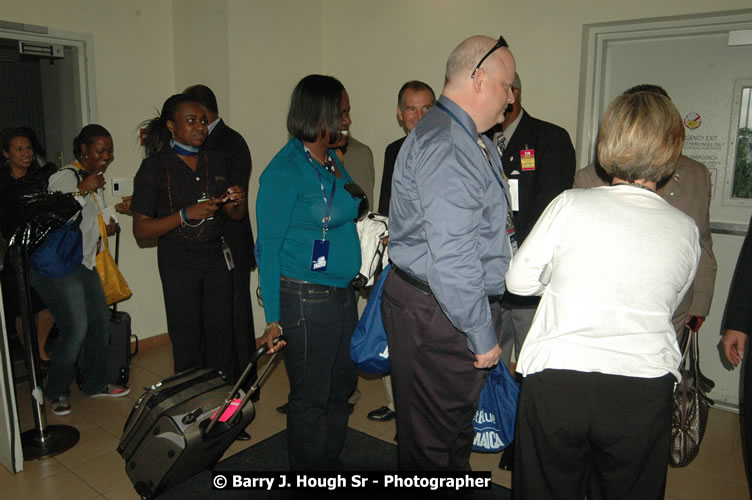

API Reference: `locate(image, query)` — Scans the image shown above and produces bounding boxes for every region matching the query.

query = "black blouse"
[131,149,229,244]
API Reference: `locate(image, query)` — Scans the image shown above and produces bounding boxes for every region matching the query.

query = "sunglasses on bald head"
[471,36,509,79]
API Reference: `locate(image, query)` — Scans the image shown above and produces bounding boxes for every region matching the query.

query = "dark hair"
[19,127,46,158]
[398,80,436,108]
[287,75,345,143]
[623,84,670,100]
[141,94,202,157]
[184,84,218,114]
[73,124,111,161]
[1,127,35,157]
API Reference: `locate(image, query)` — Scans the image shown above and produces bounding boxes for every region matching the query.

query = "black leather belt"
[488,294,503,305]
[394,266,432,295]
[394,266,503,304]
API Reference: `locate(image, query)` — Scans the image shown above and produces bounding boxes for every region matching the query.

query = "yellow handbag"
[94,198,132,305]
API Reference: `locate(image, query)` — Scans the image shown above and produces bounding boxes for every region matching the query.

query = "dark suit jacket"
[724,215,752,334]
[500,111,575,307]
[203,119,255,269]
[501,110,576,244]
[378,136,406,216]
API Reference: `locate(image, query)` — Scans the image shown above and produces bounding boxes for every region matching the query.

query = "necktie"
[477,136,518,255]
[495,133,506,156]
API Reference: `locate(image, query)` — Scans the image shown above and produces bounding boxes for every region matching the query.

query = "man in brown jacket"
[573,84,717,338]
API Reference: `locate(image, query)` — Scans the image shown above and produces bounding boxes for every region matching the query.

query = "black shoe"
[251,388,261,403]
[276,403,288,414]
[236,430,251,441]
[367,406,396,421]
[498,445,514,471]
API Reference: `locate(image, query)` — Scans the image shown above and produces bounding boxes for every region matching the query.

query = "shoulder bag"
[670,325,714,467]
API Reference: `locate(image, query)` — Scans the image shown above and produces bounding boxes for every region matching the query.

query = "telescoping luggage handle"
[205,335,287,435]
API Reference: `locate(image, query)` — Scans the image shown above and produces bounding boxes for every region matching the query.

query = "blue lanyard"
[435,101,477,142]
[436,101,518,255]
[435,101,507,190]
[304,147,337,237]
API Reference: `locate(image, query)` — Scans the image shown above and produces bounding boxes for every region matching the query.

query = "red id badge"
[520,149,535,171]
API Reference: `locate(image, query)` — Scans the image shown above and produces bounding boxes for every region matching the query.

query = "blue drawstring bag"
[350,264,390,374]
[472,361,519,452]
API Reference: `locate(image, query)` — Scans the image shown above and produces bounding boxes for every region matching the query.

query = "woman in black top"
[1,127,55,363]
[131,94,248,377]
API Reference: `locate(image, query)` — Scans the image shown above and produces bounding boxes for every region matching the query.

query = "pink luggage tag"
[210,398,242,422]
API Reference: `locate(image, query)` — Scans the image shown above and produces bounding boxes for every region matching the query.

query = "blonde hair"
[597,91,684,183]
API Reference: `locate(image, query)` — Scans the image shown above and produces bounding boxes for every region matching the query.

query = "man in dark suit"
[492,72,576,470]
[184,85,256,440]
[367,80,434,424]
[721,215,752,488]
[377,81,436,216]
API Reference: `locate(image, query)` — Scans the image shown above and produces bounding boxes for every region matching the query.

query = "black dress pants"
[381,268,489,470]
[513,369,674,500]
[158,239,233,376]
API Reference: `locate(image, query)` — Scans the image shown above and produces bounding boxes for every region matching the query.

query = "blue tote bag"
[350,264,390,374]
[472,361,520,452]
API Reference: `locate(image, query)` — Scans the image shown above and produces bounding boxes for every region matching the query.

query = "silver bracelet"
[264,322,283,336]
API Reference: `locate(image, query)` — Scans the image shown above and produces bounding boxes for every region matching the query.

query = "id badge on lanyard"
[306,147,337,272]
[506,213,518,256]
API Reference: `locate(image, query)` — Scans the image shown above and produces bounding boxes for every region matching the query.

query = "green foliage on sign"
[733,127,752,199]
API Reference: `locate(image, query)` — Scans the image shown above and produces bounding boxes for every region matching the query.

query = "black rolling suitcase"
[107,303,137,386]
[118,337,285,498]
[107,226,137,385]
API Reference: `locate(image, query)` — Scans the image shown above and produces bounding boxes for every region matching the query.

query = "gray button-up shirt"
[389,95,511,355]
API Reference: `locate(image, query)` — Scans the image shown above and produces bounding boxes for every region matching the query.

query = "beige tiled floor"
[0,343,748,499]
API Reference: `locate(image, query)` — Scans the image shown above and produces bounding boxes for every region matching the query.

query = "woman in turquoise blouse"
[257,74,361,470]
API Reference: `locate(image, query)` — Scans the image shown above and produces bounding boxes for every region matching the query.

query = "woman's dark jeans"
[279,277,358,470]
[30,264,109,399]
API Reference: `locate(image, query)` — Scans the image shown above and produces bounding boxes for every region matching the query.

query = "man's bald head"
[442,35,516,133]
[445,36,509,89]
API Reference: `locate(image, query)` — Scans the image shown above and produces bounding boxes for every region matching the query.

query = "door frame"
[0,21,98,129]
[0,20,97,473]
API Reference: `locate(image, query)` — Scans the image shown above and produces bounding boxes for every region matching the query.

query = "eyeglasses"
[471,36,509,79]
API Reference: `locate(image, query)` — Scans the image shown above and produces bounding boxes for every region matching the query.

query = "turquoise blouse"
[256,137,361,322]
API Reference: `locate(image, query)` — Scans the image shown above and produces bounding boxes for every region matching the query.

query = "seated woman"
[1,127,55,364]
[257,75,361,470]
[130,94,247,378]
[507,91,700,499]
[29,124,130,416]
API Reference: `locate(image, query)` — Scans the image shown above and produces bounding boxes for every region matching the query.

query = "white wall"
[318,0,752,206]
[172,0,230,104]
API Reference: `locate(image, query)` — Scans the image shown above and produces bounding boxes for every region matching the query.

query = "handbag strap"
[690,326,701,379]
[675,327,702,393]
[91,195,111,252]
[676,326,694,372]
